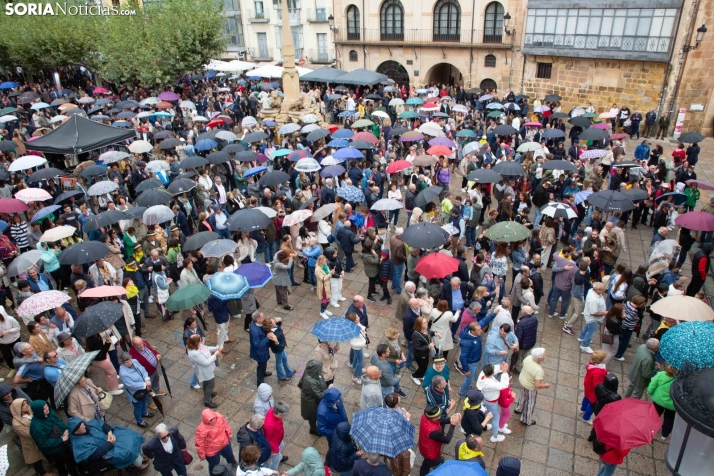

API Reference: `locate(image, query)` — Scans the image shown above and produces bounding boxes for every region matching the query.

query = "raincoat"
[29,400,67,456]
[10,398,42,465]
[69,416,144,469]
[194,409,232,459]
[316,388,348,442]
[299,360,327,422]
[37,242,60,273]
[285,447,326,476]
[253,383,274,416]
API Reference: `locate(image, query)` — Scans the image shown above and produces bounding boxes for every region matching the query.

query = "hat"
[125,260,137,267]
[171,226,179,232]
[147,232,154,237]
[213,203,220,211]
[466,389,484,405]
[57,332,71,345]
[134,243,142,248]
[661,183,669,188]
[433,353,446,363]
[324,247,335,255]
[496,456,522,476]
[424,404,442,419]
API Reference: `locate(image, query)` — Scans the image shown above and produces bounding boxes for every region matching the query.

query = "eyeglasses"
[160,434,170,441]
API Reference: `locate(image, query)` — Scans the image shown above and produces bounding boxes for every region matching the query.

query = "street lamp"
[503,12,513,36]
[328,14,337,32]
[683,24,707,52]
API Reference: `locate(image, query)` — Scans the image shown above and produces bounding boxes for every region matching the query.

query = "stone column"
[280,0,300,103]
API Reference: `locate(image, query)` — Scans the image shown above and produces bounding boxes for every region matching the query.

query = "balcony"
[247,9,269,22]
[249,47,273,61]
[334,29,509,48]
[275,8,301,26]
[306,8,329,23]
[308,49,334,64]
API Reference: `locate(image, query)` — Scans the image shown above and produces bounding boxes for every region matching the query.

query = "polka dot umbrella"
[73,302,124,338]
[660,321,714,371]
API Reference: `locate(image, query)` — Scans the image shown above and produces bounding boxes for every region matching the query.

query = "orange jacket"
[194,409,232,459]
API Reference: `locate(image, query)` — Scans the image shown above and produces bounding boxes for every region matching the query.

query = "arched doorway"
[424,63,462,87]
[376,60,409,86]
[479,78,497,93]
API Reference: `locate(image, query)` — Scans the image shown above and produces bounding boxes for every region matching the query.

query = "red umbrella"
[675,211,714,231]
[686,179,714,190]
[414,253,460,279]
[426,145,452,156]
[92,87,110,94]
[351,132,378,144]
[424,97,439,104]
[155,101,174,109]
[386,160,413,174]
[0,198,29,213]
[593,398,662,451]
[206,119,225,128]
[608,133,629,140]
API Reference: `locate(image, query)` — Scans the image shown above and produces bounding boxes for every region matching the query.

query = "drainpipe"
[468,0,476,88]
[667,0,700,131]
[363,0,366,69]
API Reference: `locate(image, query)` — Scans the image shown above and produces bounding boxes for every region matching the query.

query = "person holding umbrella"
[117,352,154,428]
[129,337,167,411]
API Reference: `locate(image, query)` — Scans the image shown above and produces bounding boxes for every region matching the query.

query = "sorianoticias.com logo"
[5,2,137,16]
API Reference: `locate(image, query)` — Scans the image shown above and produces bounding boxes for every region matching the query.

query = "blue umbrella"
[271,148,292,158]
[331,129,354,139]
[206,272,250,300]
[415,89,429,94]
[91,115,111,121]
[327,139,349,148]
[248,76,261,81]
[271,82,280,88]
[655,192,687,206]
[199,239,238,259]
[30,205,61,223]
[574,190,593,205]
[244,166,267,178]
[660,321,714,371]
[95,98,113,105]
[288,150,312,162]
[111,121,132,128]
[486,103,504,109]
[333,147,364,160]
[337,185,365,202]
[195,139,218,151]
[262,120,279,127]
[350,407,415,458]
[426,460,488,476]
[338,111,359,118]
[405,98,423,105]
[320,165,345,178]
[0,82,19,89]
[154,112,172,118]
[311,317,362,342]
[234,262,273,288]
[0,220,8,233]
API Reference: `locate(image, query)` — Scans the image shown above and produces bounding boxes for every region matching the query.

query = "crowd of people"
[0,66,707,476]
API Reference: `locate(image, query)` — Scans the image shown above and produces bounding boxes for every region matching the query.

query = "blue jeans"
[132,397,147,424]
[406,212,412,227]
[597,462,618,476]
[579,321,600,347]
[549,286,571,317]
[345,253,355,272]
[465,226,477,247]
[274,351,294,380]
[458,361,481,397]
[206,444,237,475]
[533,207,543,227]
[676,247,688,267]
[483,400,500,438]
[405,341,414,368]
[216,228,230,239]
[350,348,364,378]
[390,363,402,392]
[581,396,594,421]
[189,372,198,387]
[392,263,404,294]
[308,265,316,286]
[266,240,278,262]
[266,442,284,471]
[615,328,633,359]
[389,209,400,225]
[288,264,296,284]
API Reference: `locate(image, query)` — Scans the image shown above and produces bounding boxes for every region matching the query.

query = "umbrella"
[492,161,526,176]
[456,129,477,138]
[166,284,212,312]
[660,321,714,370]
[541,160,578,172]
[29,205,61,223]
[650,295,714,322]
[371,199,403,211]
[128,140,153,154]
[54,351,101,403]
[311,317,362,342]
[574,190,593,205]
[200,239,239,258]
[544,94,562,102]
[179,156,209,169]
[184,231,220,252]
[8,155,47,171]
[206,272,251,300]
[299,198,318,211]
[158,138,182,150]
[228,208,272,232]
[242,116,258,127]
[400,132,425,142]
[327,139,350,148]
[686,179,714,190]
[58,241,111,265]
[352,119,374,129]
[16,291,71,320]
[307,129,330,143]
[206,151,230,164]
[73,302,124,338]
[7,250,42,277]
[351,406,416,458]
[244,131,269,143]
[259,170,291,187]
[621,188,650,201]
[336,186,365,202]
[27,167,63,182]
[283,210,313,227]
[195,139,217,151]
[279,123,301,135]
[312,203,337,222]
[655,192,687,205]
[79,286,127,298]
[593,399,662,451]
[401,223,449,249]
[134,178,164,193]
[493,124,518,136]
[352,132,378,144]
[40,225,76,243]
[350,140,375,151]
[234,262,273,288]
[612,160,641,168]
[224,144,246,155]
[427,145,452,157]
[569,116,592,128]
[167,178,197,195]
[580,149,608,159]
[320,165,345,178]
[294,159,321,173]
[334,148,364,160]
[412,155,438,167]
[389,127,408,136]
[87,181,119,196]
[484,221,530,242]
[158,91,179,101]
[551,112,570,119]
[678,132,705,143]
[415,186,443,208]
[675,211,714,231]
[587,190,635,212]
[215,130,238,141]
[235,150,258,162]
[98,151,131,164]
[331,129,354,139]
[415,253,460,279]
[540,202,577,220]
[420,123,445,137]
[135,188,173,207]
[467,169,501,183]
[517,142,541,153]
[543,129,565,139]
[579,128,609,141]
[427,460,488,476]
[143,205,174,226]
[385,160,412,174]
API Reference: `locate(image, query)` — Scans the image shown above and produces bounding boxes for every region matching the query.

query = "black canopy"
[334,68,389,86]
[299,66,348,83]
[24,114,135,155]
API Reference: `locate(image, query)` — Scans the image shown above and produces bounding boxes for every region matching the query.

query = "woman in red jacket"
[581,350,608,425]
[597,444,630,476]
[195,408,237,475]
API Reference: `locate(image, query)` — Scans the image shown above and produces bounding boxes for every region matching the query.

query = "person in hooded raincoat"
[254,383,274,416]
[330,422,362,476]
[68,416,147,471]
[29,400,78,476]
[299,359,328,435]
[317,388,348,463]
[285,447,326,476]
[194,408,237,475]
[11,398,48,476]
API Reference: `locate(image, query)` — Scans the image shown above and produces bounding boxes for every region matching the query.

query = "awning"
[24,114,135,155]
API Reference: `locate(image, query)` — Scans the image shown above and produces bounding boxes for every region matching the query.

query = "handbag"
[133,388,150,401]
[321,284,328,305]
[601,326,614,345]
[498,387,515,407]
[90,385,113,411]
[182,450,194,465]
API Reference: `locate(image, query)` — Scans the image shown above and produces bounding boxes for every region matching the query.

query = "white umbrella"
[283,209,313,227]
[301,124,320,134]
[215,130,238,141]
[40,226,77,242]
[98,151,131,164]
[256,206,277,218]
[128,140,153,154]
[192,115,209,122]
[517,142,542,153]
[311,203,337,221]
[371,198,403,211]
[294,158,321,173]
[50,115,67,124]
[419,122,444,137]
[0,115,17,123]
[279,123,300,135]
[242,116,258,127]
[87,181,119,196]
[649,295,714,322]
[16,188,52,202]
[30,102,51,110]
[301,114,318,124]
[143,205,174,226]
[8,155,47,172]
[463,142,481,155]
[321,156,340,166]
[145,160,170,172]
[453,105,469,113]
[179,100,196,109]
[140,97,161,105]
[389,98,404,106]
[136,111,154,119]
[371,111,389,119]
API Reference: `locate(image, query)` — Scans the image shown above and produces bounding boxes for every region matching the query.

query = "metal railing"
[524,33,671,53]
[306,8,329,23]
[275,8,301,26]
[334,28,502,45]
[308,49,334,64]
[247,8,270,22]
[249,47,273,61]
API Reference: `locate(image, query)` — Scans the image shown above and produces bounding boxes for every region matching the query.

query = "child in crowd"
[378,249,393,305]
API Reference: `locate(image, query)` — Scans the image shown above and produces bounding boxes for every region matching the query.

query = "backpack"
[235,424,255,454]
[493,181,505,202]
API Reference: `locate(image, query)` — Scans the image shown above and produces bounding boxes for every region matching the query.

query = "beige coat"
[104,242,126,270]
[67,378,102,422]
[11,399,43,464]
[315,266,332,300]
[313,344,339,382]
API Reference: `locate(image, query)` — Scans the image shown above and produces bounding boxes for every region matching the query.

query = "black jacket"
[322,187,336,204]
[336,227,360,253]
[142,427,186,473]
[514,313,538,351]
[439,281,473,312]
[404,189,416,211]
[330,422,360,472]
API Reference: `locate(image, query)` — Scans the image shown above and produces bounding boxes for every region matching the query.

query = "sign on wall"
[673,108,686,139]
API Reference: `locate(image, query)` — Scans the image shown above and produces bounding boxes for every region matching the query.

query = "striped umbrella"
[29,205,60,223]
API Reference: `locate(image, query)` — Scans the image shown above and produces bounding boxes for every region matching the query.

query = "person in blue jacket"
[317,387,348,463]
[336,221,360,273]
[512,306,538,373]
[457,309,498,398]
[68,416,147,471]
[330,422,362,476]
[249,313,275,388]
[27,267,53,293]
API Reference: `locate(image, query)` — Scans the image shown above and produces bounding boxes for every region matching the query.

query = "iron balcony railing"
[335,28,504,45]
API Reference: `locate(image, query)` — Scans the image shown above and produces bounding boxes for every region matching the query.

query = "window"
[380,0,404,41]
[349,50,358,62]
[254,1,264,17]
[484,54,496,67]
[347,5,360,40]
[536,62,552,79]
[224,0,240,11]
[226,17,245,48]
[484,2,504,43]
[315,0,326,21]
[316,33,328,62]
[257,32,269,58]
[433,0,461,42]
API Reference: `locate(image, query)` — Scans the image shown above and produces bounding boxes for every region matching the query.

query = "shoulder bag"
[601,326,614,345]
[90,385,113,411]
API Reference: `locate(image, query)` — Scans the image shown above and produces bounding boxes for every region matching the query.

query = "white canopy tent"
[245,65,313,78]
[205,59,257,72]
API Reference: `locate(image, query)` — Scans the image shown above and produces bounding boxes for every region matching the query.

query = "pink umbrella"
[591,123,610,130]
[16,291,70,320]
[608,133,629,140]
[79,285,128,298]
[283,209,313,227]
[675,211,714,232]
[15,188,52,203]
[158,91,180,101]
[0,198,28,212]
[428,137,455,148]
[525,122,542,127]
[92,87,110,94]
[686,179,714,191]
[386,160,413,174]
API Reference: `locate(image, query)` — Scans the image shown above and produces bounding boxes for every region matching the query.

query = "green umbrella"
[165,284,212,311]
[456,129,477,138]
[352,119,375,129]
[484,221,530,242]
[582,112,597,118]
[0,107,18,116]
[399,111,418,119]
[487,111,504,118]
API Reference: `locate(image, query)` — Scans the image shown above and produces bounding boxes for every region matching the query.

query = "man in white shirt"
[346,95,356,112]
[209,204,230,239]
[213,177,227,205]
[579,283,608,353]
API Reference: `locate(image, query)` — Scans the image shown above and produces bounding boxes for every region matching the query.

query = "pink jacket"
[263,408,284,453]
[195,409,232,459]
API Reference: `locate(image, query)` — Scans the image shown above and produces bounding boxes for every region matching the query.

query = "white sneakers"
[580,346,594,354]
[325,310,333,316]
[148,296,154,304]
[192,384,201,389]
[412,377,422,385]
[109,389,124,396]
[339,297,347,302]
[320,313,329,320]
[490,435,506,443]
[331,302,341,308]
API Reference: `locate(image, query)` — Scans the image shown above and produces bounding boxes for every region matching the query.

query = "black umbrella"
[159,364,172,398]
[244,131,269,143]
[191,74,205,81]
[135,187,173,207]
[84,209,126,232]
[587,190,635,212]
[179,156,208,169]
[414,185,443,208]
[541,160,578,172]
[542,129,565,139]
[59,241,111,265]
[115,100,140,110]
[223,143,245,154]
[0,141,16,152]
[184,231,220,251]
[493,161,526,176]
[158,138,182,150]
[569,116,591,128]
[622,188,650,201]
[150,391,166,416]
[612,160,641,168]
[153,130,173,140]
[467,169,502,183]
[54,190,85,205]
[467,87,482,94]
[401,223,450,249]
[79,165,108,178]
[579,128,608,141]
[678,132,705,143]
[334,85,348,92]
[551,112,569,120]
[389,127,409,136]
[493,124,518,136]
[73,302,124,338]
[364,93,382,100]
[236,151,258,162]
[28,167,63,183]
[351,140,375,150]
[228,208,272,232]
[134,178,164,193]
[179,172,197,179]
[122,206,147,220]
[306,129,330,143]
[167,178,197,195]
[197,130,220,141]
[206,151,230,164]
[259,170,291,187]
[544,94,562,102]
[299,197,318,210]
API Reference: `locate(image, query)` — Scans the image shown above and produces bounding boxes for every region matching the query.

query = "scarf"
[457,442,485,461]
[133,250,144,263]
[82,385,103,421]
[321,264,329,275]
[126,285,139,300]
[199,344,215,371]
[97,264,111,285]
